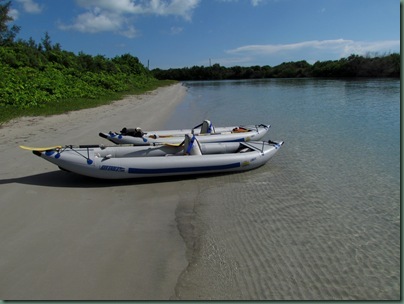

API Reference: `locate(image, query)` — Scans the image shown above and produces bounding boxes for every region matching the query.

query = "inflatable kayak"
[21,134,283,180]
[99,120,270,145]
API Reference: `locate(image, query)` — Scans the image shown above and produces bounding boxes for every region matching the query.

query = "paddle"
[163,140,185,147]
[19,145,62,152]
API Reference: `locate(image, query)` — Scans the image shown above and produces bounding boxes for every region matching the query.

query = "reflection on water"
[167,79,400,300]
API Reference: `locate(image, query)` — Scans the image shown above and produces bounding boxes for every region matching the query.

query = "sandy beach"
[0,83,192,300]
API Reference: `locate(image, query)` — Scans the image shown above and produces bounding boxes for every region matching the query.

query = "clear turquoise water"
[166,79,400,300]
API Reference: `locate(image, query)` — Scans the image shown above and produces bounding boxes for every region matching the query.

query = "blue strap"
[207,122,212,133]
[185,135,196,155]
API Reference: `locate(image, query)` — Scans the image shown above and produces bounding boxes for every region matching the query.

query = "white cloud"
[250,0,263,6]
[59,10,123,33]
[8,8,19,20]
[60,0,200,37]
[11,0,42,20]
[15,0,42,13]
[219,39,400,66]
[145,0,200,20]
[227,39,400,58]
[75,0,143,14]
[339,40,400,57]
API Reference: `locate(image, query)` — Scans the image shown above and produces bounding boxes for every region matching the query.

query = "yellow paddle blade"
[19,145,62,152]
[163,142,184,147]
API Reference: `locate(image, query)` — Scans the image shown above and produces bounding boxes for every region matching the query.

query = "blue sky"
[9,0,401,69]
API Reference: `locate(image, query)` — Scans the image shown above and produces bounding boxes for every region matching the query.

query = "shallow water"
[165,79,400,300]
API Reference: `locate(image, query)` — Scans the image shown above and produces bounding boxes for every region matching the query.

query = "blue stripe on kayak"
[205,138,244,142]
[128,162,240,174]
[228,138,245,142]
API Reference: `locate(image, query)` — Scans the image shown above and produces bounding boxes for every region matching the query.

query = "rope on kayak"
[59,145,95,165]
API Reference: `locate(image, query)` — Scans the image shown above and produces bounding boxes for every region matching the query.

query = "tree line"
[152,53,400,81]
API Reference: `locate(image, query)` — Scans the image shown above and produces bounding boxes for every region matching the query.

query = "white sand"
[0,83,191,300]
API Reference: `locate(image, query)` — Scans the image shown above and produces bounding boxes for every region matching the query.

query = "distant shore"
[0,83,191,300]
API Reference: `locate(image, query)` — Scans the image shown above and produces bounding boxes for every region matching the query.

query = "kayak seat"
[184,134,202,155]
[201,120,213,134]
[121,127,144,137]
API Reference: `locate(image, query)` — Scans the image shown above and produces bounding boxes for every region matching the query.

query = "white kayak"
[99,120,270,145]
[21,134,284,180]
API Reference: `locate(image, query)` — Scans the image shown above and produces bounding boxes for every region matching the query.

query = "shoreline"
[0,83,192,300]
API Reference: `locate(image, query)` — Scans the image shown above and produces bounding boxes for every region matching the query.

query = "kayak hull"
[99,124,271,145]
[29,141,283,180]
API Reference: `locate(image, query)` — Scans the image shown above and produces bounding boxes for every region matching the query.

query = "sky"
[8,0,401,69]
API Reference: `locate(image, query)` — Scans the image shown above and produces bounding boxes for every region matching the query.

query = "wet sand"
[0,83,192,300]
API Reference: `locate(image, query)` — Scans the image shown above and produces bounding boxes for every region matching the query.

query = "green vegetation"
[152,53,400,81]
[0,78,176,124]
[0,0,174,124]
